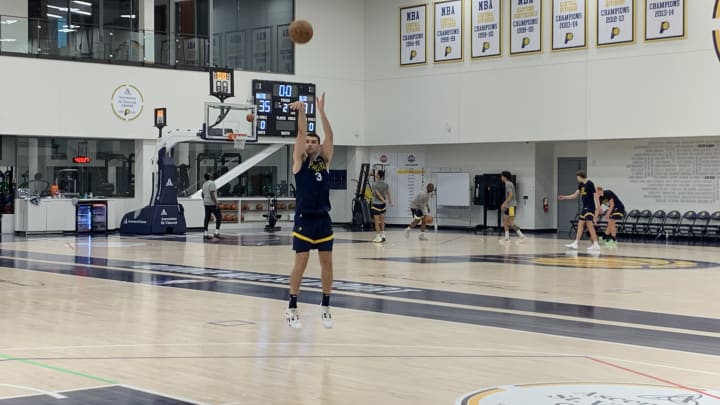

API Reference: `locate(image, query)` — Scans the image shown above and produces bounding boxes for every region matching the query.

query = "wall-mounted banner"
[510,0,542,55]
[471,0,501,58]
[597,0,635,46]
[251,27,271,72]
[277,24,293,73]
[645,0,684,41]
[552,0,587,50]
[400,4,428,66]
[226,31,246,69]
[434,0,463,62]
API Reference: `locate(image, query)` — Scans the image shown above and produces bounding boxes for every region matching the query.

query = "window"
[16,137,135,198]
[175,142,292,198]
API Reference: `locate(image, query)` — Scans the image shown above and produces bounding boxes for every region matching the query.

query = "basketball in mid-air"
[246,113,254,122]
[425,215,434,225]
[289,20,313,44]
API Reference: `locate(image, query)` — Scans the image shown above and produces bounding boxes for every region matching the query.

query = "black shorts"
[292,213,334,252]
[503,206,517,218]
[579,207,596,221]
[609,209,626,220]
[411,208,425,220]
[371,203,386,216]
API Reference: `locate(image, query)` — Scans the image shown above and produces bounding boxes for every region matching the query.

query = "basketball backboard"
[202,102,257,142]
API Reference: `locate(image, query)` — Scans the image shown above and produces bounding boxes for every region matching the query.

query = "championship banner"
[251,27,271,71]
[510,0,542,55]
[597,0,635,46]
[400,4,427,66]
[552,0,587,50]
[277,24,293,73]
[471,0,501,58]
[434,0,463,62]
[645,0,684,41]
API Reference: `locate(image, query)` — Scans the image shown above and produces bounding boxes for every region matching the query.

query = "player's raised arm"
[290,101,307,174]
[317,92,334,165]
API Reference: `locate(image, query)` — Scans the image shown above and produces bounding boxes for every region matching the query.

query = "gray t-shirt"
[410,191,430,214]
[505,181,518,207]
[372,181,389,204]
[202,180,217,206]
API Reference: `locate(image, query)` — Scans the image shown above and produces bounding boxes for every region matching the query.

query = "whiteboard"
[436,172,470,207]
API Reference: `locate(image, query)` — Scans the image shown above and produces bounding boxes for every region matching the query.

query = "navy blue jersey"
[578,180,596,210]
[294,156,331,215]
[602,190,625,212]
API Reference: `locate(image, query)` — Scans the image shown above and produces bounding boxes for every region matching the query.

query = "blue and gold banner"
[434,0,464,62]
[597,0,635,46]
[471,0,501,58]
[645,0,684,41]
[510,0,542,55]
[400,4,428,66]
[552,0,587,50]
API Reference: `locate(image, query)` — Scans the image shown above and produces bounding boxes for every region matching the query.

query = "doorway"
[557,157,586,236]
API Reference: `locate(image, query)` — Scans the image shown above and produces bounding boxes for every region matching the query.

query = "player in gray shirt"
[500,171,525,244]
[371,170,393,243]
[201,173,222,240]
[405,183,434,240]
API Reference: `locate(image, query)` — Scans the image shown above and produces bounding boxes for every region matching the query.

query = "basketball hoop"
[228,133,248,150]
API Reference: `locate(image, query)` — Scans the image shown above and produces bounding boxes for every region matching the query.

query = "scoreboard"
[252,80,316,137]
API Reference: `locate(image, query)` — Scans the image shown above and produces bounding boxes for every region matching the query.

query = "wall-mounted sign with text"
[111,84,144,122]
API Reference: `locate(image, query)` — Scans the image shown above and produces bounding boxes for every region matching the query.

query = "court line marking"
[585,356,720,400]
[0,354,586,361]
[118,384,210,405]
[0,384,66,399]
[0,353,118,385]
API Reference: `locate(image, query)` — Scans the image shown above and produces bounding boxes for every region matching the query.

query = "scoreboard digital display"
[252,80,316,137]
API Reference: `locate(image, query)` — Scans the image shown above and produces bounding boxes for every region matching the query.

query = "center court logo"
[456,383,720,405]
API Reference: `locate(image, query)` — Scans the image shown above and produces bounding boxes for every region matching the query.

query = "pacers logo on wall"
[456,383,720,404]
[380,155,388,163]
[111,84,144,122]
[407,154,416,163]
[714,0,720,62]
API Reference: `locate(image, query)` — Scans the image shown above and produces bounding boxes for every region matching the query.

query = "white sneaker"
[498,238,510,245]
[587,242,601,251]
[381,233,387,242]
[321,306,333,329]
[404,228,410,239]
[565,241,578,249]
[372,235,383,243]
[517,235,527,243]
[284,308,302,329]
[418,232,428,240]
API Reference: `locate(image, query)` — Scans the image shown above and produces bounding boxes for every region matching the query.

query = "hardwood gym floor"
[0,230,718,404]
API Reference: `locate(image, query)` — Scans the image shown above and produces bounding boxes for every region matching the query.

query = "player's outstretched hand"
[317,92,326,112]
[289,101,305,112]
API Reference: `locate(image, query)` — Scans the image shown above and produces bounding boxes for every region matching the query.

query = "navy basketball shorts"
[292,213,334,252]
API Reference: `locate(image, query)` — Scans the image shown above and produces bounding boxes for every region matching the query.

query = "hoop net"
[228,133,249,150]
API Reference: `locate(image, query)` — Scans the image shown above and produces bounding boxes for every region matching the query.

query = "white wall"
[588,137,720,214]
[370,143,537,228]
[364,0,720,145]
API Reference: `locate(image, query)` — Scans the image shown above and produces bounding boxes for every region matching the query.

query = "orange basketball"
[241,203,249,210]
[425,215,434,225]
[289,20,313,44]
[246,113,254,122]
[256,203,264,210]
[288,202,296,209]
[231,203,237,210]
[277,203,286,210]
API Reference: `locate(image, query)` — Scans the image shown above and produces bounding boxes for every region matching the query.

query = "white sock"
[504,231,510,239]
[517,229,524,237]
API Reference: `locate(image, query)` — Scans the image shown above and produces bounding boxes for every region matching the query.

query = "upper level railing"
[0,15,294,73]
